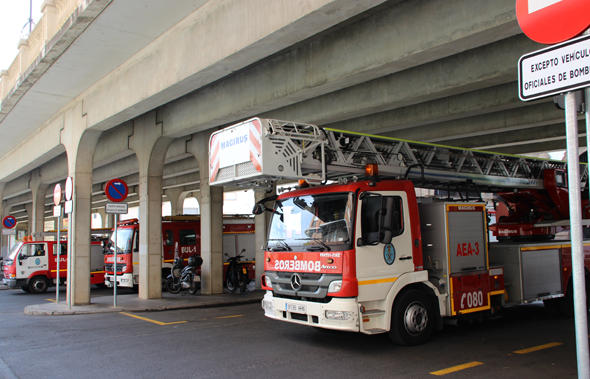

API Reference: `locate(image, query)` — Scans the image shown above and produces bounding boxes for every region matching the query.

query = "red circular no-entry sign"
[516,0,590,44]
[104,178,128,203]
[53,184,62,206]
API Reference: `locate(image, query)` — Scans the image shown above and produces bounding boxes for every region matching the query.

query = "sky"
[0,0,43,71]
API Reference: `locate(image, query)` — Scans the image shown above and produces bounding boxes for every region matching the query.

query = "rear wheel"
[29,276,49,294]
[556,276,590,317]
[166,278,181,294]
[388,289,434,346]
[226,270,237,292]
[543,298,560,316]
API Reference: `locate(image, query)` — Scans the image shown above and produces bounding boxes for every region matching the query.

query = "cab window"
[360,195,404,245]
[23,244,46,257]
[179,229,196,245]
[53,243,67,255]
[164,230,173,246]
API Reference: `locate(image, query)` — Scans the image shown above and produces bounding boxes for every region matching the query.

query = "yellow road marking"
[45,299,56,302]
[514,342,563,354]
[214,315,243,319]
[430,362,483,376]
[119,312,186,325]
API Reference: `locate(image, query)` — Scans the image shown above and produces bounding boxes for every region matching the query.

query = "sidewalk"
[16,286,264,316]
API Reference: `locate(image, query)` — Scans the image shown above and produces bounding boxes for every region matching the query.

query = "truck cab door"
[18,243,48,276]
[355,191,414,302]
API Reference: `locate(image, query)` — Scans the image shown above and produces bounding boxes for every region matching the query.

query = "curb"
[24,292,264,316]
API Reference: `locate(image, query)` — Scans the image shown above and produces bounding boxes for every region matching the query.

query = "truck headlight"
[325,310,353,321]
[328,280,342,293]
[265,275,272,288]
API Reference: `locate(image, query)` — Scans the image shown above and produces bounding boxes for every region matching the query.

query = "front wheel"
[29,276,49,294]
[166,277,181,294]
[238,271,248,293]
[388,289,434,346]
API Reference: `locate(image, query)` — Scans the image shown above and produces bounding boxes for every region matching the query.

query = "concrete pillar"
[188,130,223,295]
[164,187,190,216]
[61,102,102,306]
[24,203,33,236]
[129,111,174,300]
[30,169,49,239]
[254,188,275,289]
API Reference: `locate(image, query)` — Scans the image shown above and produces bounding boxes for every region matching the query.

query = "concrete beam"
[492,137,586,155]
[159,0,526,136]
[439,122,583,152]
[383,101,565,143]
[322,82,550,135]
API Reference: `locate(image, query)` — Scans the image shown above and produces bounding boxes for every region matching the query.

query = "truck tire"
[388,289,434,346]
[21,286,30,293]
[29,276,49,294]
[557,276,590,317]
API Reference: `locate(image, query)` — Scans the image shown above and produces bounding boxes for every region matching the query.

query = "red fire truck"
[210,118,590,345]
[2,238,105,294]
[103,215,255,290]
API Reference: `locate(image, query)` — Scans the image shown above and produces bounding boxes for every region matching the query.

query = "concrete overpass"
[0,0,571,304]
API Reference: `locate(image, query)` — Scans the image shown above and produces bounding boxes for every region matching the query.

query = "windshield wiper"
[296,238,331,251]
[267,239,292,252]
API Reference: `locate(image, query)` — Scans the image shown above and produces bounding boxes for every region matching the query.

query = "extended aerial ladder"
[210,117,589,239]
[209,117,585,192]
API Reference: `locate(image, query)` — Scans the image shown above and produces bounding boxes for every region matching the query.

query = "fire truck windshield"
[5,242,24,265]
[108,229,134,254]
[268,192,354,251]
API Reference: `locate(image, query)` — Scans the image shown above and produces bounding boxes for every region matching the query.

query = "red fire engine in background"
[3,236,105,294]
[103,215,255,290]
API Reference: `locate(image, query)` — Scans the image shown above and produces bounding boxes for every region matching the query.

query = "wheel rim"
[404,301,428,335]
[32,279,46,292]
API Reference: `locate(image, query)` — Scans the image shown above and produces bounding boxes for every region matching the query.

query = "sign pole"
[55,214,60,303]
[565,91,590,379]
[114,214,118,307]
[67,211,72,309]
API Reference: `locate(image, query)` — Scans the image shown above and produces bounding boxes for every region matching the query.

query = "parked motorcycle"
[166,255,203,295]
[225,249,249,293]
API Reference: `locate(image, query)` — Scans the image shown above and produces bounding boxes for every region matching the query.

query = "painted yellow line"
[430,362,483,376]
[514,342,563,354]
[45,299,56,302]
[214,315,243,319]
[119,312,187,325]
[358,277,398,286]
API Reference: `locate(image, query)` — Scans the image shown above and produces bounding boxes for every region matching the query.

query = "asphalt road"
[0,287,584,379]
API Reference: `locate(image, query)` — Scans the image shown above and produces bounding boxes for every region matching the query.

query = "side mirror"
[252,203,266,215]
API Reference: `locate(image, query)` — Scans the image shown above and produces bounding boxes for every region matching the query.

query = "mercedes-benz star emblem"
[290,273,302,291]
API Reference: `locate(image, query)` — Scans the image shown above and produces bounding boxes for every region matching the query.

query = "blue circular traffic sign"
[104,178,128,203]
[3,216,16,229]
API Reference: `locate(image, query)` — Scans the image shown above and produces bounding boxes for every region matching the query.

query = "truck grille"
[104,264,126,273]
[266,271,341,299]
